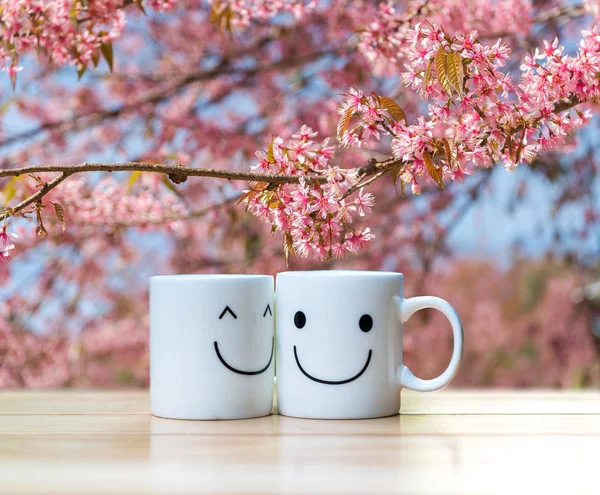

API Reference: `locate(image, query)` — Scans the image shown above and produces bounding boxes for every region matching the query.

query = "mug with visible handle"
[275,270,463,419]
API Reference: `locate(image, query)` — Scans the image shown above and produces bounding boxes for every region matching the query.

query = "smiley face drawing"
[292,310,373,384]
[214,303,274,375]
[150,274,274,420]
[275,271,403,419]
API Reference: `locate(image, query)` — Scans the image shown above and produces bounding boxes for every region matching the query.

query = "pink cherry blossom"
[0,0,599,390]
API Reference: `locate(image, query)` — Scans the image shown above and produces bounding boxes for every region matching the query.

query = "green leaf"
[69,1,79,26]
[101,42,114,72]
[161,176,179,194]
[0,98,12,116]
[126,171,142,193]
[1,176,21,205]
[77,64,87,81]
[423,151,444,191]
[91,50,100,68]
[378,95,407,123]
[114,369,133,384]
[267,137,275,164]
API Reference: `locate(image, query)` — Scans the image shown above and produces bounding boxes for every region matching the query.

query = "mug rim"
[150,274,273,281]
[277,270,403,278]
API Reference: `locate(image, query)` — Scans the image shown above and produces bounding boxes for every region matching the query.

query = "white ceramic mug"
[150,274,274,420]
[275,271,463,419]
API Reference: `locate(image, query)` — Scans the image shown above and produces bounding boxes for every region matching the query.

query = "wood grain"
[1,390,599,495]
[2,412,600,436]
[2,389,599,415]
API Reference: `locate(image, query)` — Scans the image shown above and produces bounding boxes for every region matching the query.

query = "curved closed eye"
[263,304,272,317]
[219,306,237,319]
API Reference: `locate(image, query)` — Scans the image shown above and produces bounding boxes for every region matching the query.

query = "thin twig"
[0,172,70,221]
[341,169,390,200]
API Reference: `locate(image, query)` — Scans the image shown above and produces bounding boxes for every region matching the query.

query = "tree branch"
[534,4,587,24]
[0,162,315,184]
[0,94,586,224]
[1,173,71,221]
[0,47,335,149]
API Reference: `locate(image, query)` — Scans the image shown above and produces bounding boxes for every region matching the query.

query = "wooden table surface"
[1,390,599,495]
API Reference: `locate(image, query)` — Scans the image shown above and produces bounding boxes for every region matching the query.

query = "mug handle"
[393,296,464,392]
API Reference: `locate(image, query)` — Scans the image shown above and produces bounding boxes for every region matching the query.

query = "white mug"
[275,271,463,419]
[150,274,274,420]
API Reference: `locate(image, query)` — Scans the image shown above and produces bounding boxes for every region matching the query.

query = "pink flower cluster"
[0,0,176,83]
[247,23,600,257]
[519,29,600,134]
[246,125,375,259]
[0,227,18,274]
[0,325,71,388]
[336,88,389,149]
[358,0,532,75]
[56,173,188,232]
[401,23,597,173]
[585,0,600,19]
[0,312,149,388]
[341,23,599,193]
[225,0,315,28]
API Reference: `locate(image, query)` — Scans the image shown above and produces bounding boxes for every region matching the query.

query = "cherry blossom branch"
[0,173,70,221]
[0,47,335,149]
[0,162,310,184]
[73,194,242,229]
[0,92,586,226]
[534,4,587,24]
[340,166,394,200]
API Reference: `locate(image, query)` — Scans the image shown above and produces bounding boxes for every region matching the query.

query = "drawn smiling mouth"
[214,338,274,375]
[293,345,372,385]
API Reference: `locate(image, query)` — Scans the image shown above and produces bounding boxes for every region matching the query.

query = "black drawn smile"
[214,338,274,375]
[293,345,372,385]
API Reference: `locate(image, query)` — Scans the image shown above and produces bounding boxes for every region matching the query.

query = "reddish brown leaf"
[337,106,355,141]
[53,202,66,233]
[378,95,407,123]
[423,151,444,191]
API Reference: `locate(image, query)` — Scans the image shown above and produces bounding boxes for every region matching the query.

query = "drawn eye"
[359,314,373,332]
[294,311,306,329]
[263,304,272,317]
[219,306,237,319]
